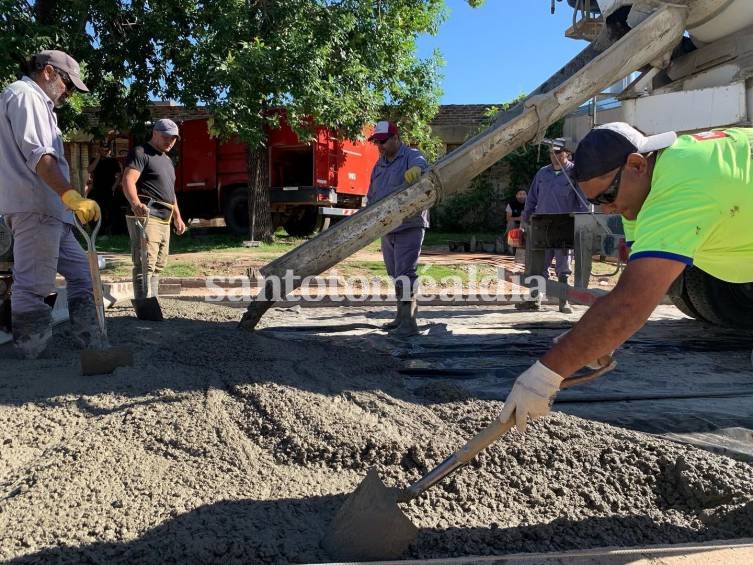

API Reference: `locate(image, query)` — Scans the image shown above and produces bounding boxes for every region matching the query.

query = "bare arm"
[171,199,186,234]
[541,257,686,378]
[122,167,148,216]
[35,154,76,197]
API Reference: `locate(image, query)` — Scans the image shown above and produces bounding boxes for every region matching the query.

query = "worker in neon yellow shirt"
[498,122,753,432]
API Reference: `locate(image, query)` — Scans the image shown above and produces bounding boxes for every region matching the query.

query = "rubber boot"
[68,293,107,350]
[390,299,419,338]
[558,274,573,314]
[382,302,400,330]
[12,308,52,359]
[149,275,160,299]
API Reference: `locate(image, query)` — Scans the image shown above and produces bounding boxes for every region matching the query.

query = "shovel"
[74,216,134,376]
[129,215,163,321]
[322,361,617,562]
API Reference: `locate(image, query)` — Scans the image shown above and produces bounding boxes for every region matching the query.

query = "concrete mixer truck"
[240,0,753,331]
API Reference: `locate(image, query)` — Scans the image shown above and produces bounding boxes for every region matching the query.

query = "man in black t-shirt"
[122,119,186,302]
[87,142,122,234]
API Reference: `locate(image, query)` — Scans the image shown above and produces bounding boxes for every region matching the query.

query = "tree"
[1,0,455,242]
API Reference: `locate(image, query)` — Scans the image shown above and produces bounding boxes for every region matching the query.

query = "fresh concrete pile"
[1,300,752,563]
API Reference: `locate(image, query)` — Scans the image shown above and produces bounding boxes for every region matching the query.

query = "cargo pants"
[381,227,425,300]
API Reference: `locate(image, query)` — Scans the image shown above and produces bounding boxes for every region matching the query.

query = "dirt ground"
[2,299,753,564]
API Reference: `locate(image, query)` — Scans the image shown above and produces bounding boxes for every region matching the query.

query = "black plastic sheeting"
[260,312,753,461]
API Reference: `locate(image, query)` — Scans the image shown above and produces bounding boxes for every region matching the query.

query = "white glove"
[554,329,614,370]
[498,361,563,433]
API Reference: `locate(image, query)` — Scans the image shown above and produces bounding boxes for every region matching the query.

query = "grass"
[423,231,501,247]
[339,261,495,283]
[162,262,199,277]
[92,227,504,281]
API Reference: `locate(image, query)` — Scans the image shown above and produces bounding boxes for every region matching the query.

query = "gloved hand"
[62,189,101,223]
[404,166,422,184]
[553,330,614,370]
[498,361,563,432]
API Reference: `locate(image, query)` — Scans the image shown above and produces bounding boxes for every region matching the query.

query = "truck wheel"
[668,290,705,321]
[683,266,753,329]
[223,188,249,236]
[284,208,319,237]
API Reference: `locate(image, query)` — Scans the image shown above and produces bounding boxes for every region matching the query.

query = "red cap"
[368,120,398,141]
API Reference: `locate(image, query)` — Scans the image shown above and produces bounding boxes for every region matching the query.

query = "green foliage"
[1,1,451,147]
[504,118,564,191]
[433,172,495,231]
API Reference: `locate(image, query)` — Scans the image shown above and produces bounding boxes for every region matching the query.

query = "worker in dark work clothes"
[122,119,186,305]
[366,120,428,338]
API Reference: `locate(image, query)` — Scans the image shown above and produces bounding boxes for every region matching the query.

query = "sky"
[417,0,590,105]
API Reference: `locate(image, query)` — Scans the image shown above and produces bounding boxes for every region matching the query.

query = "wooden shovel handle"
[401,361,617,502]
[456,414,515,465]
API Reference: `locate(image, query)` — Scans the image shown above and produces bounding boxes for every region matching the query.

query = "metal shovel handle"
[399,361,617,502]
[73,215,106,338]
[130,216,150,295]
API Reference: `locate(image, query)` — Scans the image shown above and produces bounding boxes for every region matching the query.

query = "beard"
[42,78,68,108]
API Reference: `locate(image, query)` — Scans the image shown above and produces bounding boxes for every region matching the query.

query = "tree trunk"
[246,148,273,243]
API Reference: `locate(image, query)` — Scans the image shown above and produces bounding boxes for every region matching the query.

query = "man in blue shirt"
[518,140,589,313]
[0,50,101,359]
[367,121,428,337]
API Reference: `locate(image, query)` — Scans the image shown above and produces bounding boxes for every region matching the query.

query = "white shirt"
[0,77,73,222]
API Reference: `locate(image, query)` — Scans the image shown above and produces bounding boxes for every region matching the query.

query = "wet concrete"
[1,300,752,563]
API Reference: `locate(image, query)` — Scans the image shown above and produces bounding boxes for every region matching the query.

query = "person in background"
[517,140,589,313]
[367,120,429,338]
[499,122,753,433]
[504,188,527,254]
[122,119,186,305]
[87,140,122,235]
[0,50,101,358]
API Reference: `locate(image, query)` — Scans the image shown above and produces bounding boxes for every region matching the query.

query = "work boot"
[558,274,573,314]
[68,293,106,350]
[390,299,419,337]
[12,309,52,359]
[382,302,400,330]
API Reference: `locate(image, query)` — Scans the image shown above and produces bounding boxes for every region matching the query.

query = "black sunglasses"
[588,166,623,205]
[374,135,393,145]
[53,67,74,92]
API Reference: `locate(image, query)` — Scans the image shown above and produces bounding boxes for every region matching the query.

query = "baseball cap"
[34,50,89,92]
[368,120,398,142]
[153,118,180,138]
[544,137,571,152]
[573,122,676,181]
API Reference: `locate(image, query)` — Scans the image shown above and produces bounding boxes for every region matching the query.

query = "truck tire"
[223,188,249,236]
[284,207,319,237]
[682,266,753,329]
[668,290,705,322]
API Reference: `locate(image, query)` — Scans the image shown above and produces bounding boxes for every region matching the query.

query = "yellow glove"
[62,189,101,223]
[404,166,422,184]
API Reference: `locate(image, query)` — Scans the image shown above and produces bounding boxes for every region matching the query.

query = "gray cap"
[153,118,180,138]
[34,50,88,92]
[543,137,572,152]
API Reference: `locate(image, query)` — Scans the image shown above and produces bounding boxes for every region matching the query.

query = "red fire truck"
[169,117,379,236]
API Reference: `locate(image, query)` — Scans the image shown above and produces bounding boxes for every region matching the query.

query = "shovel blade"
[322,468,418,562]
[132,297,164,321]
[80,346,134,376]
